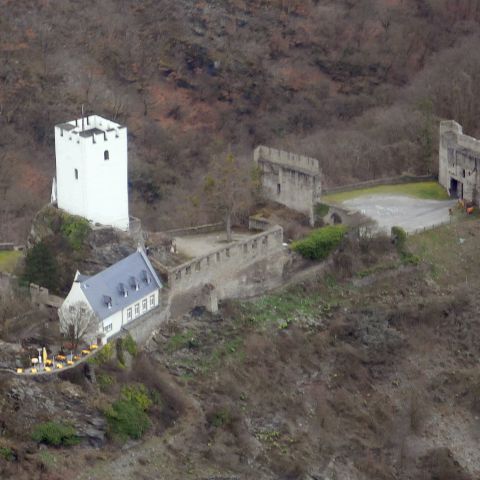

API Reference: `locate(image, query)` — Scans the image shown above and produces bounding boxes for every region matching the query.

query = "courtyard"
[174,229,256,258]
[342,194,457,233]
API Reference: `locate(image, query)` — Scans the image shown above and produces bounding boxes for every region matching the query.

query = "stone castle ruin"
[254,146,322,226]
[439,120,480,204]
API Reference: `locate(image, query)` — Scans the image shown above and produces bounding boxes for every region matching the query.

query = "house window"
[104,323,113,333]
[104,150,109,161]
[142,299,147,311]
[127,307,132,320]
[134,303,140,316]
[74,168,78,180]
[150,294,155,307]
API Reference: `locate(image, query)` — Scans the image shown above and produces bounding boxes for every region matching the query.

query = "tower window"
[104,150,109,161]
[74,168,78,180]
[277,183,281,195]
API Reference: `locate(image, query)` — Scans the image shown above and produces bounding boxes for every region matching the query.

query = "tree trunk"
[225,213,232,242]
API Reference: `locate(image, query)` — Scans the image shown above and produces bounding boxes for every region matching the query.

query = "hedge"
[291,225,347,260]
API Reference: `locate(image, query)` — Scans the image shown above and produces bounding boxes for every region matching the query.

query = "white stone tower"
[53,115,129,230]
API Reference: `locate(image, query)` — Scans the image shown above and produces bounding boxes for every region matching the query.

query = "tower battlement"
[56,115,125,144]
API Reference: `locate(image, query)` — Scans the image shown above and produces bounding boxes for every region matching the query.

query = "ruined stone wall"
[439,121,480,203]
[254,146,322,226]
[168,226,285,298]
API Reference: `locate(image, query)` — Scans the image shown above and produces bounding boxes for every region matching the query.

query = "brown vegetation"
[2,1,480,240]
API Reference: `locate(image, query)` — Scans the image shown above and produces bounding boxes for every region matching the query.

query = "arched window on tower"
[104,150,109,161]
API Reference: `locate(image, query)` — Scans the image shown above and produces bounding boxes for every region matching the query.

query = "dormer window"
[118,282,128,298]
[130,276,139,291]
[104,150,109,161]
[103,295,112,309]
[141,269,151,284]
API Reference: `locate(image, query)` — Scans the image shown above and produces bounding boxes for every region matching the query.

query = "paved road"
[342,195,457,233]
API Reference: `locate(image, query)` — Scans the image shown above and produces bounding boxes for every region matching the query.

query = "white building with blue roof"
[59,248,162,343]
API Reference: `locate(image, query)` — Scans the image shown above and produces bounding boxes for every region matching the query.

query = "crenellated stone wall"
[254,146,322,226]
[168,226,284,294]
[439,120,480,204]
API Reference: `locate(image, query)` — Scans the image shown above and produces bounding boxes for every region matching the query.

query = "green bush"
[391,226,420,266]
[23,241,59,291]
[97,373,116,392]
[105,399,150,441]
[121,384,152,411]
[209,407,232,428]
[89,342,114,365]
[0,446,14,461]
[314,203,330,218]
[60,215,91,251]
[122,334,138,357]
[31,422,79,447]
[391,226,407,249]
[291,225,347,260]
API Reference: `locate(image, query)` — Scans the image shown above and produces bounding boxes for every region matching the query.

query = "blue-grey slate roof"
[77,248,162,320]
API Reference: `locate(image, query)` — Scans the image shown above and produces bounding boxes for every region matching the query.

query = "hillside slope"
[1,0,480,236]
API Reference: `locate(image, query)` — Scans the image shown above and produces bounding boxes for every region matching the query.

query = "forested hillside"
[1,0,480,239]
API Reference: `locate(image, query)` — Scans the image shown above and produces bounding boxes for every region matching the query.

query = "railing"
[408,220,451,236]
[162,223,224,237]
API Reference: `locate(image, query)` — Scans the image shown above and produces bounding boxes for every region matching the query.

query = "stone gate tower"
[53,115,129,230]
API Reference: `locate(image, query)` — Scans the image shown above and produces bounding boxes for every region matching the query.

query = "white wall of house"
[58,281,92,335]
[100,289,160,340]
[55,115,129,230]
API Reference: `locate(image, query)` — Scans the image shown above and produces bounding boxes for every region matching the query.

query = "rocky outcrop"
[26,205,142,293]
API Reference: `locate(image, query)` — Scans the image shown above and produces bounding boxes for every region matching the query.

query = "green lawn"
[0,250,22,273]
[323,181,449,204]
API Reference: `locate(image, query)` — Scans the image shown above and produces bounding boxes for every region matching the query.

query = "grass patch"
[0,250,22,273]
[323,181,449,203]
[407,222,468,283]
[166,330,198,353]
[240,290,324,327]
[37,451,58,469]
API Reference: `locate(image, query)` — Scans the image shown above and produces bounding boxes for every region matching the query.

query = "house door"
[450,178,463,199]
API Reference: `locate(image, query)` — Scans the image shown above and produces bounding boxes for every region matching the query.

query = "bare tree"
[203,152,259,242]
[59,301,98,352]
